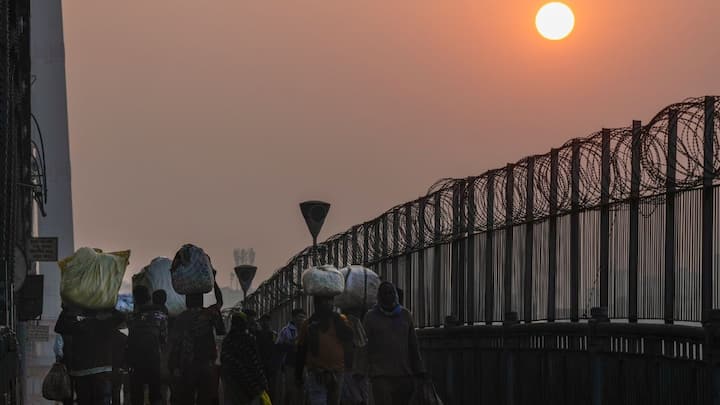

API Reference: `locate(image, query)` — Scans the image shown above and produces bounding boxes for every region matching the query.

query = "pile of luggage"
[60,244,217,314]
[301,264,380,310]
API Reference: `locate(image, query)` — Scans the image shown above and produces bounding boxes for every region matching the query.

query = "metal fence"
[245,96,720,330]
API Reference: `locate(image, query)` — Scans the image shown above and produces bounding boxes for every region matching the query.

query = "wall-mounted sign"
[29,237,58,262]
[26,324,49,342]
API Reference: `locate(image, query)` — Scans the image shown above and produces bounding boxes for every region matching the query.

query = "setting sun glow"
[535,2,575,40]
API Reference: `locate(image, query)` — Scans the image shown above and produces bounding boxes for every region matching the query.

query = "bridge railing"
[245,96,720,330]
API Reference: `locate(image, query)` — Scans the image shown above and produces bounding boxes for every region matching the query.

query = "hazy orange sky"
[61,1,720,291]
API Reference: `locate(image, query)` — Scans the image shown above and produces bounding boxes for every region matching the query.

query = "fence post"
[351,225,359,265]
[548,149,559,322]
[504,311,520,405]
[524,158,535,323]
[570,140,580,322]
[665,108,677,324]
[434,192,443,327]
[703,96,715,322]
[364,223,370,266]
[374,219,381,272]
[382,215,389,279]
[505,165,515,319]
[486,172,496,324]
[418,199,427,326]
[405,204,413,311]
[600,129,611,310]
[589,307,609,405]
[467,177,477,325]
[629,120,641,323]
[704,309,720,404]
[392,209,400,285]
[453,180,466,322]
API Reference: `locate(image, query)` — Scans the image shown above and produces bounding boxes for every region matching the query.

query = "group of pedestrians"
[262,281,424,405]
[52,276,424,405]
[54,281,227,405]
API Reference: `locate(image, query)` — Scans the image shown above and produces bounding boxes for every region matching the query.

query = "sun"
[535,2,575,40]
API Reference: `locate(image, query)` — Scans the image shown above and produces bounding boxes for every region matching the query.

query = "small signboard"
[26,324,49,342]
[29,237,58,262]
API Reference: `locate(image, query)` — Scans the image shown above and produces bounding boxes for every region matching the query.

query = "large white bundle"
[302,265,344,297]
[59,247,129,310]
[334,266,380,310]
[132,257,187,317]
[171,244,214,295]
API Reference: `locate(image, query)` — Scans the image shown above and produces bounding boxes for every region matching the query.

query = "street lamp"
[234,264,257,303]
[299,200,330,266]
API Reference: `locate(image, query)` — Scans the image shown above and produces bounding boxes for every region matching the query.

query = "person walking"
[220,311,268,405]
[127,286,168,405]
[339,307,369,405]
[363,282,425,405]
[168,293,226,405]
[276,308,306,405]
[296,296,353,405]
[255,314,277,401]
[54,306,125,405]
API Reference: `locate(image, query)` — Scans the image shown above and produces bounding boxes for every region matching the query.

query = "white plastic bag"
[59,247,129,310]
[171,244,214,295]
[133,257,187,316]
[302,265,344,297]
[334,265,380,310]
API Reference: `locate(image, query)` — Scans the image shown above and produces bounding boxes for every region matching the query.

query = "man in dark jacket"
[168,293,226,405]
[363,281,425,405]
[127,286,168,405]
[55,306,125,405]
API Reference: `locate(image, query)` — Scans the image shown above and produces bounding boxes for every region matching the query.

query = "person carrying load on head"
[296,265,354,405]
[54,307,125,405]
[167,244,226,405]
[55,247,130,405]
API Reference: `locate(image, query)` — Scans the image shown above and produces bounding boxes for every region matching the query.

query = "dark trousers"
[131,367,163,405]
[170,361,218,405]
[371,376,414,405]
[75,372,112,405]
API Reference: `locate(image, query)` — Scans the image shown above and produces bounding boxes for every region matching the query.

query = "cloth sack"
[42,362,72,401]
[334,266,380,310]
[301,265,344,297]
[171,244,214,295]
[59,247,130,309]
[409,379,444,405]
[133,257,187,316]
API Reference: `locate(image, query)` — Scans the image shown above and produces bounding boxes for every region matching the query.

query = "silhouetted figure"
[297,296,353,405]
[363,282,424,405]
[152,289,170,316]
[111,329,128,405]
[55,306,124,405]
[339,307,369,405]
[220,312,268,404]
[276,308,306,405]
[169,293,226,405]
[255,314,277,401]
[151,289,171,403]
[127,286,168,405]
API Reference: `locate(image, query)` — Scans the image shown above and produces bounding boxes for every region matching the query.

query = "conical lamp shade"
[299,201,330,241]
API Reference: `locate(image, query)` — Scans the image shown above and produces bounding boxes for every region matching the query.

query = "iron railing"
[245,96,720,331]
